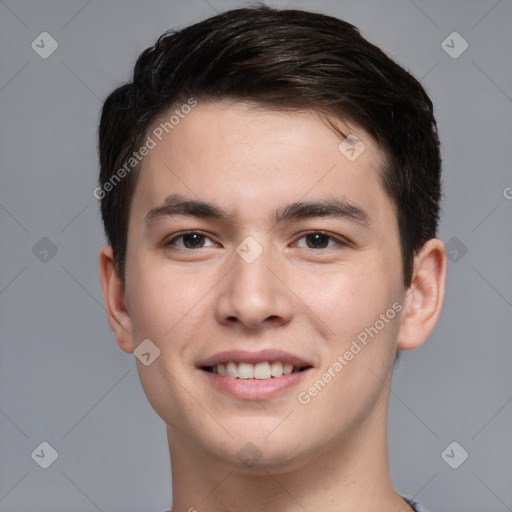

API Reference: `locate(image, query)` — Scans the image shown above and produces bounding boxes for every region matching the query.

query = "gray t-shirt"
[162,496,428,512]
[403,495,429,511]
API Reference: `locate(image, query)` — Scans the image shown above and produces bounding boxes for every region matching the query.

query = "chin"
[211,430,318,474]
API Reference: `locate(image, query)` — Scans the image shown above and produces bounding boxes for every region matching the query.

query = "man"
[97,5,446,511]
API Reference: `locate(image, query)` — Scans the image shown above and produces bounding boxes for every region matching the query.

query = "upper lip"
[197,349,314,368]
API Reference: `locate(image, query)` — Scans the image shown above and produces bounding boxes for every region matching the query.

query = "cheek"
[300,257,400,340]
[296,293,401,434]
[126,253,196,339]
[126,262,206,426]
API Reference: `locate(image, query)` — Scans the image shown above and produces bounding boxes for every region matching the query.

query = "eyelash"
[163,231,349,250]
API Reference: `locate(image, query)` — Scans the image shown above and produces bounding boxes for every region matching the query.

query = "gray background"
[0,0,511,511]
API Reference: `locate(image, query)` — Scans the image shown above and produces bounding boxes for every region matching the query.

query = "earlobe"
[397,238,447,350]
[99,245,135,353]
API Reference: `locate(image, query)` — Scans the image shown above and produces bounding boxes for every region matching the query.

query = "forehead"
[148,101,384,167]
[131,101,392,227]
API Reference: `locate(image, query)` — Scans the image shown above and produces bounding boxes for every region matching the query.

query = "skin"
[100,101,446,512]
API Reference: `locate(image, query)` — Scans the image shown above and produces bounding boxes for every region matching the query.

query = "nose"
[214,240,294,331]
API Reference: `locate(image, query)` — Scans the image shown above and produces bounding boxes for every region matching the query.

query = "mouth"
[197,350,315,399]
[202,361,313,379]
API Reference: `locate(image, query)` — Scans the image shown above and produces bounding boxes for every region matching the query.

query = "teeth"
[283,363,293,375]
[213,361,306,379]
[226,362,238,378]
[237,362,254,379]
[254,362,271,379]
[270,361,283,377]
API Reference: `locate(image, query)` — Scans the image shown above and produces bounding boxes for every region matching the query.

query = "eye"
[294,231,347,249]
[164,231,217,249]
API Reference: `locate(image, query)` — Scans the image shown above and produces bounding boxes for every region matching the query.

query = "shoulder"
[402,495,430,512]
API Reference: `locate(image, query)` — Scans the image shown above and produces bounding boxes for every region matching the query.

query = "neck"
[166,392,413,512]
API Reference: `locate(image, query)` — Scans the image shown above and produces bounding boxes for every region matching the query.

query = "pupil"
[184,233,203,248]
[309,233,328,248]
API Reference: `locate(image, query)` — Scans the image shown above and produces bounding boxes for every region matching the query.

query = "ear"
[397,238,447,350]
[99,245,135,353]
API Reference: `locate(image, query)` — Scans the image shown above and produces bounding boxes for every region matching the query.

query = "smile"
[203,361,312,380]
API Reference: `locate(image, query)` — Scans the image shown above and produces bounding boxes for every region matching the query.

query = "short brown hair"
[98,5,442,286]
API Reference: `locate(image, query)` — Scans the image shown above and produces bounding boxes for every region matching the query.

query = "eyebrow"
[144,193,370,228]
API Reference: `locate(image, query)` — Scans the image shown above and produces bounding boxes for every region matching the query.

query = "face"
[120,101,409,471]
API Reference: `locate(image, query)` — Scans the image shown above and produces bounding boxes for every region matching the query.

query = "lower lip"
[200,368,311,399]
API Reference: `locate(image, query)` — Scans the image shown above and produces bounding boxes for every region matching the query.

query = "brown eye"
[305,233,330,248]
[295,232,345,249]
[165,232,215,249]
